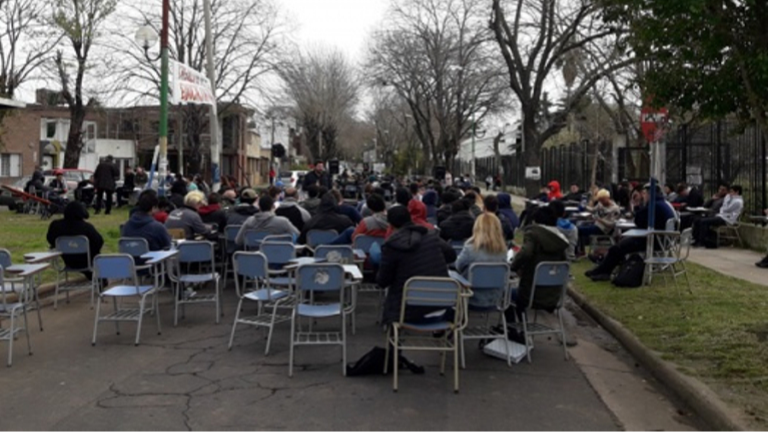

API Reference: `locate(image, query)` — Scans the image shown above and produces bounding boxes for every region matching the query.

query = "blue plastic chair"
[244,230,271,251]
[228,252,292,355]
[118,237,151,271]
[289,263,347,377]
[352,235,384,254]
[263,234,295,244]
[385,277,462,393]
[172,241,221,326]
[91,254,161,346]
[314,245,354,264]
[54,235,93,309]
[461,263,511,367]
[512,261,570,363]
[0,264,32,366]
[0,248,22,292]
[222,224,243,290]
[306,229,338,249]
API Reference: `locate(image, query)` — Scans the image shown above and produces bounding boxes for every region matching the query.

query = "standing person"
[269,166,276,185]
[302,161,331,190]
[121,190,172,251]
[93,155,119,215]
[46,201,104,280]
[377,206,456,325]
[692,185,744,248]
[485,175,493,191]
[116,166,136,208]
[134,167,149,189]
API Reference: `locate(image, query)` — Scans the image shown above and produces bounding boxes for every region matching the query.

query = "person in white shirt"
[692,185,743,248]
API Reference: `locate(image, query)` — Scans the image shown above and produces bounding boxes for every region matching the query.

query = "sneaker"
[756,260,768,269]
[184,288,197,299]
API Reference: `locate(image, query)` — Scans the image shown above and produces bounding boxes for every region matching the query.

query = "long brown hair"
[470,213,506,255]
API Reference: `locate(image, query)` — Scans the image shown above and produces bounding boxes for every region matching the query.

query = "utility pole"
[157,0,170,196]
[204,0,220,192]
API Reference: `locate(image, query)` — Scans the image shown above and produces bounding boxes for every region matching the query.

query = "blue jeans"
[577,224,606,251]
[330,226,355,245]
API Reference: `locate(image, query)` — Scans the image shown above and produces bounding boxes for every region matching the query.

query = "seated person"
[673,183,704,208]
[547,180,564,201]
[275,187,311,231]
[455,213,508,309]
[350,193,389,241]
[577,189,620,252]
[692,185,743,248]
[438,199,476,242]
[298,192,354,245]
[704,182,729,213]
[564,184,584,202]
[497,193,520,232]
[46,201,104,279]
[463,191,483,218]
[300,185,322,216]
[437,189,461,225]
[165,190,216,240]
[549,200,578,261]
[153,196,173,223]
[49,171,68,195]
[235,195,300,246]
[483,194,514,240]
[331,189,362,224]
[122,190,172,251]
[422,190,439,220]
[664,183,677,202]
[407,199,434,231]
[25,170,47,195]
[198,192,228,231]
[227,188,259,227]
[586,184,675,281]
[506,207,569,322]
[377,206,456,325]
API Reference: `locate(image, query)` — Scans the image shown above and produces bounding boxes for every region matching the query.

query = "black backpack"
[612,253,645,288]
[346,346,425,377]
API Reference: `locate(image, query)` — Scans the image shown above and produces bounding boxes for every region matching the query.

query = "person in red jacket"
[352,193,389,240]
[547,180,564,201]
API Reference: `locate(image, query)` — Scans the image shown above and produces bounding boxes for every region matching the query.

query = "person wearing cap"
[577,188,620,254]
[235,195,299,246]
[226,188,259,226]
[586,184,675,281]
[377,206,456,325]
[93,155,119,215]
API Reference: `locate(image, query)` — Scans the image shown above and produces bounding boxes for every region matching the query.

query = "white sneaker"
[184,288,197,300]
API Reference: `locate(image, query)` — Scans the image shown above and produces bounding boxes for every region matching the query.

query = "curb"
[568,286,750,431]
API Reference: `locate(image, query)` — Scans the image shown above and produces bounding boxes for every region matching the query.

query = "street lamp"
[135,0,170,196]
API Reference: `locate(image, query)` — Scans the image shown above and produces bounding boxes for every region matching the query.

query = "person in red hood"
[198,192,228,231]
[408,199,435,230]
[548,180,564,200]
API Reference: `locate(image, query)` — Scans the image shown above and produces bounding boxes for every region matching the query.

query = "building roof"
[0,97,26,109]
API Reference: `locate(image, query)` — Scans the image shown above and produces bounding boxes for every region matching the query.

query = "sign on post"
[640,106,669,144]
[171,60,215,106]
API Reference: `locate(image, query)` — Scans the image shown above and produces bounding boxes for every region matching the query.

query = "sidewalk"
[688,247,768,287]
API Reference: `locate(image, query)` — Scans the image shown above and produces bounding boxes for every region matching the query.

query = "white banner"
[171,60,216,106]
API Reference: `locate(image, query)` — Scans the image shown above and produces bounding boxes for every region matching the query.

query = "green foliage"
[601,0,768,128]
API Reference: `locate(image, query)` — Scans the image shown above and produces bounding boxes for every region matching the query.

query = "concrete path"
[0,283,699,431]
[688,247,768,287]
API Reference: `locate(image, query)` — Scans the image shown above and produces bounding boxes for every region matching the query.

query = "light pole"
[135,0,170,196]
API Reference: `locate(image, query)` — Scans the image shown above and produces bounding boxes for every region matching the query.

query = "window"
[0,154,21,177]
[46,121,57,139]
[85,122,96,140]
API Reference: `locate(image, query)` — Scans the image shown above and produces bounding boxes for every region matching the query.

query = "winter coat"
[46,203,104,273]
[299,194,354,244]
[226,204,259,227]
[497,193,520,231]
[338,204,363,225]
[547,181,564,200]
[165,206,213,240]
[235,212,300,246]
[352,213,389,240]
[135,171,148,187]
[275,199,311,231]
[25,170,46,194]
[422,190,439,220]
[199,203,228,231]
[302,170,331,190]
[436,203,453,225]
[123,173,136,190]
[377,224,456,324]
[408,200,434,230]
[438,210,476,241]
[300,197,321,217]
[510,224,569,311]
[93,160,119,191]
[589,201,621,234]
[556,218,579,261]
[455,242,508,309]
[122,211,172,251]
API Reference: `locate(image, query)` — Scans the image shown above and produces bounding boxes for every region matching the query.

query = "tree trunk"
[63,106,86,168]
[523,114,541,197]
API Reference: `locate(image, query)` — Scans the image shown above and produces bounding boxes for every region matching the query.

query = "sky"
[277,0,389,65]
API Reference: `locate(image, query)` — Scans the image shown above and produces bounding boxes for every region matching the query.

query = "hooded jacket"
[122,211,172,251]
[497,193,520,231]
[377,224,456,324]
[422,190,439,220]
[300,197,321,217]
[46,202,104,274]
[165,205,212,240]
[299,194,354,244]
[226,203,259,227]
[437,203,453,225]
[510,224,569,310]
[235,211,300,246]
[352,212,389,240]
[556,218,578,261]
[547,181,563,201]
[275,198,311,231]
[25,170,47,194]
[407,200,434,230]
[198,203,228,231]
[438,209,475,241]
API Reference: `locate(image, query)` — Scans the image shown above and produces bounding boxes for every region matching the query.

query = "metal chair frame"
[645,228,693,295]
[306,229,338,250]
[54,235,93,309]
[0,264,32,366]
[170,241,221,326]
[716,222,743,248]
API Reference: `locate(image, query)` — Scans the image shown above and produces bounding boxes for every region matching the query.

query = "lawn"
[572,259,768,427]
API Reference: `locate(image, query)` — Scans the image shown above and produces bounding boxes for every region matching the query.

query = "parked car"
[279,170,307,189]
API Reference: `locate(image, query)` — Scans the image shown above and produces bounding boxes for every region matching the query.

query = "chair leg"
[7,313,14,367]
[113,297,121,335]
[265,303,279,356]
[23,307,32,357]
[54,274,60,310]
[522,312,532,363]
[341,311,347,377]
[459,330,466,370]
[393,328,399,392]
[135,296,146,346]
[174,283,180,327]
[92,296,102,346]
[383,330,391,374]
[33,285,43,332]
[558,310,569,360]
[501,312,512,367]
[288,309,296,377]
[215,278,221,324]
[229,298,244,351]
[453,330,459,393]
[154,291,162,335]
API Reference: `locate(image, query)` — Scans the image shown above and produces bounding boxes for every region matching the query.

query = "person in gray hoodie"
[235,195,300,246]
[226,188,259,226]
[300,185,322,217]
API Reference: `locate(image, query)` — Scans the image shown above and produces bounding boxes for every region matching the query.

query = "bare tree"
[490,0,634,194]
[52,0,117,168]
[368,0,509,170]
[279,47,360,162]
[111,0,285,174]
[369,89,421,172]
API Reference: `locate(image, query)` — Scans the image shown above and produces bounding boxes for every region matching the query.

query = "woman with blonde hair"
[455,213,509,308]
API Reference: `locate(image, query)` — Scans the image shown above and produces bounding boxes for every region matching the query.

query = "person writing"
[577,189,620,254]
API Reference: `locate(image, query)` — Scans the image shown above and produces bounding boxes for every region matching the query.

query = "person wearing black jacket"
[46,201,104,279]
[121,190,172,251]
[116,166,136,208]
[438,199,476,241]
[298,192,354,244]
[437,189,460,225]
[377,206,456,325]
[302,162,332,190]
[93,155,119,215]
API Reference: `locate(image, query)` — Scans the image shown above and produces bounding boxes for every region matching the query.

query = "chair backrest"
[177,241,215,266]
[401,277,461,325]
[296,263,345,294]
[224,224,242,254]
[167,228,186,240]
[55,235,91,265]
[450,240,466,255]
[260,241,296,267]
[314,245,354,264]
[232,251,269,297]
[679,228,693,261]
[244,230,271,250]
[353,235,384,253]
[306,229,338,248]
[528,262,570,310]
[665,217,679,232]
[263,234,295,244]
[0,248,12,269]
[93,254,139,292]
[468,262,510,309]
[118,238,150,259]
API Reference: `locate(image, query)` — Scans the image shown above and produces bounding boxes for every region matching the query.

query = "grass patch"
[572,259,768,427]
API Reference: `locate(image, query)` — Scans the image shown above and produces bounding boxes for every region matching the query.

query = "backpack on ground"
[346,346,425,377]
[612,253,644,288]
